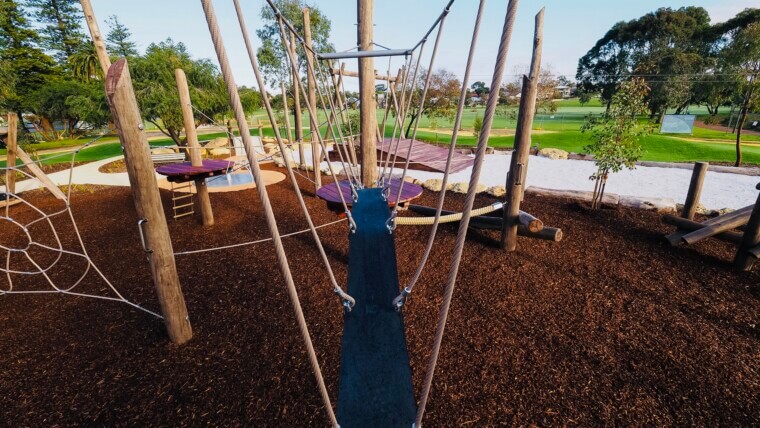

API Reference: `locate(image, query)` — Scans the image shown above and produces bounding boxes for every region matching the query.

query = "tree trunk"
[735,81,755,167]
[405,112,418,138]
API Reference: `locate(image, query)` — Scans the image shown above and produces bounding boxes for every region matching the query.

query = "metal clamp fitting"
[386,212,397,234]
[346,211,357,234]
[335,288,356,312]
[392,287,412,311]
[137,219,152,254]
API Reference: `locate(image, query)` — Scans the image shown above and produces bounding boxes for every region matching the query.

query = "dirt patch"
[0,167,757,426]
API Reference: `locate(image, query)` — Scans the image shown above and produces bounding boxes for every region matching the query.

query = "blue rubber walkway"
[337,187,416,427]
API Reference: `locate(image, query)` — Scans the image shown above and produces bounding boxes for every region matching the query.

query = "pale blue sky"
[83,0,755,91]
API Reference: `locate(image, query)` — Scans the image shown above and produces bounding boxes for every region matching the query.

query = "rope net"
[0,137,161,318]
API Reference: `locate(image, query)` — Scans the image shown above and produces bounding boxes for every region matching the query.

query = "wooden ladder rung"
[172,194,194,201]
[173,211,194,219]
[173,202,194,210]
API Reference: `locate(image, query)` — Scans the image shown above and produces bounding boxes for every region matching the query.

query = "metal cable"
[415,0,520,425]
[200,1,337,425]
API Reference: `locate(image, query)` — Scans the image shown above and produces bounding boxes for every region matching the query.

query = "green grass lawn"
[4,101,759,167]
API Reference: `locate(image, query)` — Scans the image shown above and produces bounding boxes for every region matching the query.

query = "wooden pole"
[106,59,192,344]
[5,113,17,195]
[289,32,305,169]
[501,8,544,251]
[303,8,321,189]
[281,81,294,146]
[175,68,214,227]
[734,183,760,271]
[358,0,378,187]
[79,0,111,76]
[330,68,397,82]
[662,214,743,245]
[682,162,708,220]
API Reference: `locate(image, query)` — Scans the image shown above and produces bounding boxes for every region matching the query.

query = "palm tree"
[68,42,102,82]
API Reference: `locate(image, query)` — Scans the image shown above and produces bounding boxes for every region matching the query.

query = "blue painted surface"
[337,188,416,427]
[205,173,253,188]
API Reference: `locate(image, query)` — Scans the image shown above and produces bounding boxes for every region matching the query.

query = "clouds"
[705,0,757,23]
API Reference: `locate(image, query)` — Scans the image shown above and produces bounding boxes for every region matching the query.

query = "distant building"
[554,85,572,98]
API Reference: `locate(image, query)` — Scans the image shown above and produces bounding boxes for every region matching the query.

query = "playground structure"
[3,0,574,426]
[662,162,760,271]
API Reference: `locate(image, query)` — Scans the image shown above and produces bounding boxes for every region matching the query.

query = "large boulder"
[537,148,569,160]
[487,185,506,198]
[423,179,446,192]
[450,182,487,194]
[204,137,229,148]
[208,148,231,157]
[151,147,177,155]
[263,143,279,154]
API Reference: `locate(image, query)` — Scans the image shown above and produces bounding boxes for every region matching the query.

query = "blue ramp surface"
[337,188,416,428]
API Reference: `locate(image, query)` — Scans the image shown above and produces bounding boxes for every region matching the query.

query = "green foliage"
[25,78,107,140]
[0,0,56,113]
[472,115,483,140]
[105,15,138,58]
[582,78,651,207]
[68,41,101,81]
[406,67,461,136]
[341,110,360,137]
[25,0,86,62]
[256,0,334,86]
[130,39,235,144]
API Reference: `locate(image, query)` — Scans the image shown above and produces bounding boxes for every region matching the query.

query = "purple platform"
[316,178,422,208]
[155,159,233,183]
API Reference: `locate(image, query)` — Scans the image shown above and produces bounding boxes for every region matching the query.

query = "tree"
[25,79,106,140]
[255,0,334,86]
[0,0,56,123]
[581,78,650,209]
[130,39,258,145]
[472,115,483,140]
[25,0,86,62]
[722,22,760,166]
[68,41,101,81]
[106,15,138,58]
[470,81,489,97]
[577,7,712,114]
[404,67,460,137]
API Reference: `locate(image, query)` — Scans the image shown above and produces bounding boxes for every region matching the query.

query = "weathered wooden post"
[303,8,321,189]
[79,0,110,76]
[682,162,708,220]
[734,183,760,271]
[106,59,193,344]
[358,0,378,187]
[288,32,305,169]
[281,81,294,145]
[501,8,544,251]
[175,68,214,226]
[5,113,18,195]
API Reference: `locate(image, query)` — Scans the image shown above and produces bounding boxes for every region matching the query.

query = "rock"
[272,155,298,169]
[619,195,676,213]
[469,147,495,155]
[537,148,569,160]
[208,148,231,157]
[263,143,279,154]
[151,147,177,155]
[676,203,711,215]
[487,185,506,197]
[204,137,229,148]
[450,182,487,194]
[716,207,734,216]
[403,175,418,185]
[423,179,445,192]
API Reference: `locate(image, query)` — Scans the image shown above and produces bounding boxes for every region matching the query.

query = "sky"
[82,0,756,92]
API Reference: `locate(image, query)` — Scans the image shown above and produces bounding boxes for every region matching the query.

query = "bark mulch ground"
[0,167,757,426]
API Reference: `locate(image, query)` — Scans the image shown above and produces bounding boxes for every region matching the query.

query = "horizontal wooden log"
[408,204,543,231]
[664,205,753,245]
[749,244,760,259]
[681,207,752,245]
[662,214,743,245]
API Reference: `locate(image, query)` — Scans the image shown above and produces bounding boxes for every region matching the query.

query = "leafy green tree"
[0,0,56,124]
[25,0,86,62]
[470,81,489,97]
[106,15,138,58]
[25,79,106,140]
[472,115,483,140]
[68,41,101,81]
[581,78,650,209]
[130,39,259,145]
[256,0,334,86]
[722,22,760,166]
[577,7,711,115]
[405,67,460,137]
